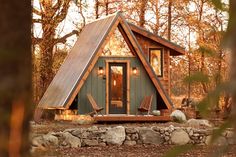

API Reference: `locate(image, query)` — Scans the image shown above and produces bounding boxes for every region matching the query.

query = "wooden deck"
[94,115,171,122]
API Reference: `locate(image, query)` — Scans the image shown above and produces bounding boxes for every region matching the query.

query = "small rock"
[131,133,139,141]
[193,133,199,137]
[189,130,194,136]
[165,132,170,136]
[124,140,136,146]
[126,127,138,134]
[126,135,131,140]
[99,142,106,147]
[160,129,165,134]
[164,136,170,141]
[87,126,99,132]
[83,139,98,146]
[152,110,161,116]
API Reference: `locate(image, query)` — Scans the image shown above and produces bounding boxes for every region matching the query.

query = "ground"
[32,144,236,157]
[31,120,236,157]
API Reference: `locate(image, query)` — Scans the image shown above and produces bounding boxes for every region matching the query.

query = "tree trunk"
[0,0,32,156]
[139,0,147,27]
[167,0,172,41]
[95,0,99,19]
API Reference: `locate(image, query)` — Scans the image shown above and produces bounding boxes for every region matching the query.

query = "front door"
[109,63,127,114]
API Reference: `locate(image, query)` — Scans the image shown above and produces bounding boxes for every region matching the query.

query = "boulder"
[62,132,81,148]
[105,126,126,145]
[32,134,58,148]
[213,136,228,146]
[42,134,59,146]
[138,128,163,144]
[170,110,186,123]
[171,129,190,145]
[187,119,212,127]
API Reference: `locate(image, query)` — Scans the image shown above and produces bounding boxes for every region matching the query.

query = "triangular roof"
[38,12,173,109]
[128,23,185,56]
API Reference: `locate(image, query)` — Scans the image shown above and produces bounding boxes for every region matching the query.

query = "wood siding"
[133,32,170,95]
[77,57,159,115]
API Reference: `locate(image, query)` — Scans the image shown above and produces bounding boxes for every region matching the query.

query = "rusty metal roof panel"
[38,14,118,109]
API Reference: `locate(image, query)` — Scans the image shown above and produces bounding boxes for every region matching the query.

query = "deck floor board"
[94,115,171,122]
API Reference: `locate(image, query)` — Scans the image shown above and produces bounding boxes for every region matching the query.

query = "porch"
[94,114,171,122]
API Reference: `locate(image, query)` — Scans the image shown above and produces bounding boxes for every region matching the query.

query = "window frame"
[149,48,163,77]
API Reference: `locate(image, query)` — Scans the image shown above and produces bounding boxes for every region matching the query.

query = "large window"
[149,48,163,77]
[101,27,133,57]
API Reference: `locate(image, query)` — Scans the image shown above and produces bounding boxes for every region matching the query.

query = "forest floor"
[30,120,236,157]
[32,143,236,157]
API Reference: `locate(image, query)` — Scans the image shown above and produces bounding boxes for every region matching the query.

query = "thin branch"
[32,19,42,23]
[32,8,42,16]
[53,30,79,44]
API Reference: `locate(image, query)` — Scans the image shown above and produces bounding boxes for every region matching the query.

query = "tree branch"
[32,18,42,23]
[53,30,79,44]
[32,8,42,16]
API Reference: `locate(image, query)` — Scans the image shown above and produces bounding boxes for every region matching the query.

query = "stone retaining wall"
[31,125,235,151]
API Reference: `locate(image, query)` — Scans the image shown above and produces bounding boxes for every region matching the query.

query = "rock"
[83,139,99,146]
[165,132,170,136]
[32,136,44,147]
[205,135,228,146]
[124,140,136,146]
[87,126,99,132]
[63,132,81,148]
[139,128,163,144]
[71,129,83,138]
[164,136,170,141]
[170,110,186,123]
[187,119,212,128]
[213,136,228,146]
[99,142,107,147]
[205,136,212,145]
[126,127,138,134]
[105,126,125,145]
[193,133,199,137]
[224,130,234,138]
[152,110,161,116]
[42,134,59,146]
[168,125,175,132]
[171,129,190,145]
[189,130,194,136]
[126,135,131,140]
[131,133,139,141]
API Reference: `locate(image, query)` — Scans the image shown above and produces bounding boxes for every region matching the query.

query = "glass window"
[149,48,163,77]
[101,27,133,57]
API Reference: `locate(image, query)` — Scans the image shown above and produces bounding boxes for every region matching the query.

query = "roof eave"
[128,22,186,56]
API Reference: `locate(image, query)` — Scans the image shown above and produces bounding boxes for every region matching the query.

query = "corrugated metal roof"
[38,13,119,109]
[38,12,174,109]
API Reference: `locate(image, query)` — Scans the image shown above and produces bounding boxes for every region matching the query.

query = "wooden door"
[108,63,127,114]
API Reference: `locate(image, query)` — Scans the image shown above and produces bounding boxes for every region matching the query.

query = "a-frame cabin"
[38,12,185,121]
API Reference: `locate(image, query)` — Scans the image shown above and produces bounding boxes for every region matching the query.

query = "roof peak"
[87,11,122,25]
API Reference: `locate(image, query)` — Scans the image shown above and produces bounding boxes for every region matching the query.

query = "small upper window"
[101,27,133,57]
[149,48,163,77]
